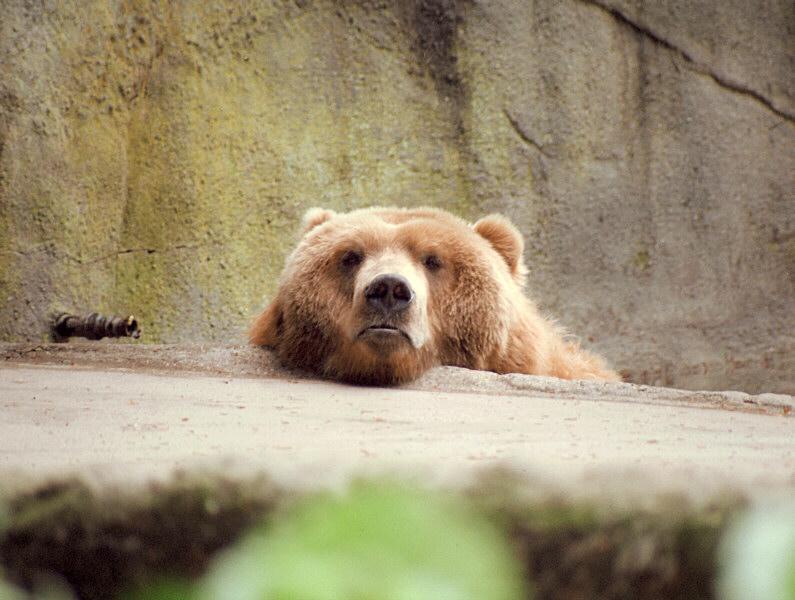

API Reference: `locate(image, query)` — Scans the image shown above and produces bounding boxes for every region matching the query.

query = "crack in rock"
[578,0,794,123]
[4,243,217,265]
[503,109,554,158]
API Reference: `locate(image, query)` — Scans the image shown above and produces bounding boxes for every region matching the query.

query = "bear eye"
[341,250,363,269]
[423,254,442,272]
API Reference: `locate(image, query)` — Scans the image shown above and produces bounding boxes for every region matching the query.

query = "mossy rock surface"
[1,0,794,395]
[1,475,279,600]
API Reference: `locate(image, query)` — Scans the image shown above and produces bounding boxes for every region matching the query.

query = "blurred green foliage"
[718,504,795,600]
[0,579,27,600]
[4,478,793,600]
[0,578,74,600]
[198,481,526,600]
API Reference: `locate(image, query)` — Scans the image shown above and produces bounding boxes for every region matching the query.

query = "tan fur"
[473,214,528,286]
[301,207,337,234]
[250,206,620,385]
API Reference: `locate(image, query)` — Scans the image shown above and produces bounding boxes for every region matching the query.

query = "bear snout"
[364,274,415,315]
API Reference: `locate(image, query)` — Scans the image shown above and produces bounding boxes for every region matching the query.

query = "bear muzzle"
[364,274,415,314]
[356,274,412,349]
[357,272,430,351]
[349,249,431,353]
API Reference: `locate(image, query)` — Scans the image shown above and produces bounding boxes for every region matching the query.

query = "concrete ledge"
[2,343,792,416]
[1,342,792,501]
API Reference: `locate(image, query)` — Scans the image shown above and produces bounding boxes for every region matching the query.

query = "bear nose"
[364,274,414,314]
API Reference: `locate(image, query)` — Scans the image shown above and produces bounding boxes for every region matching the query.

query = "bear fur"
[250,207,619,385]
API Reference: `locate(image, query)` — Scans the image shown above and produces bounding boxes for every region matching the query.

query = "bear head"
[250,206,529,385]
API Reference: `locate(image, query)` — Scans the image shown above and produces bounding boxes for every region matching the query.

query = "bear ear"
[249,299,282,347]
[473,214,528,285]
[301,207,337,234]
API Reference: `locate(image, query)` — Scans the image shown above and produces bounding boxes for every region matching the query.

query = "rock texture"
[1,0,793,393]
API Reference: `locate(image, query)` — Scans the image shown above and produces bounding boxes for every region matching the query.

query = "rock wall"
[1,0,793,393]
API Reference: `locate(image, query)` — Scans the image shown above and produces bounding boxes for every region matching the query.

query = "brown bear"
[250,207,620,385]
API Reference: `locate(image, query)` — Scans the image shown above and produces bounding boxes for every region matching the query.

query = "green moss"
[0,247,17,331]
[782,239,795,286]
[633,247,652,272]
[519,502,601,531]
[1,1,483,343]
